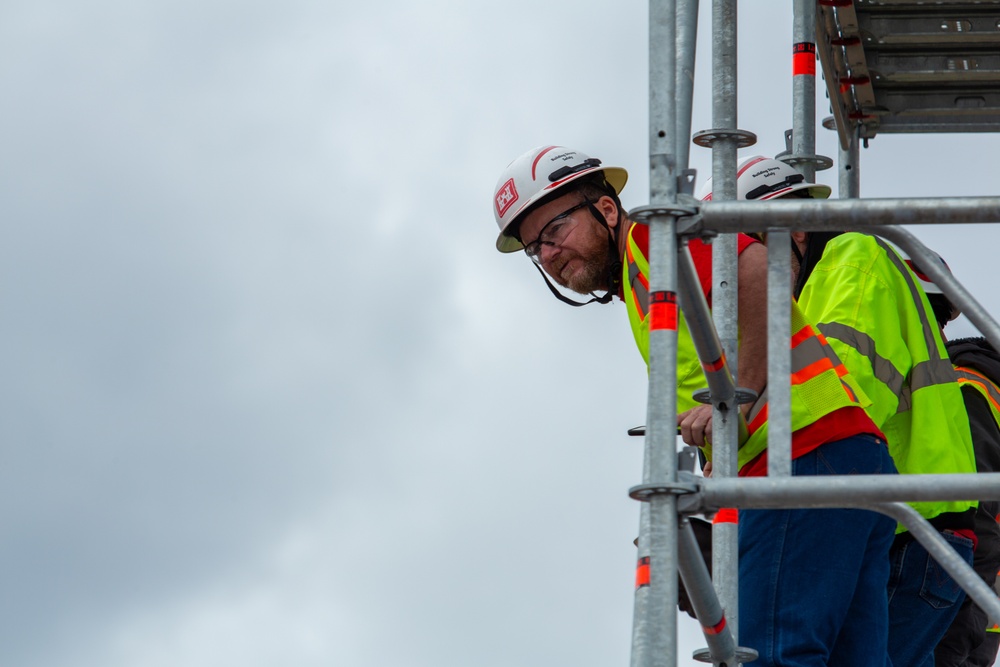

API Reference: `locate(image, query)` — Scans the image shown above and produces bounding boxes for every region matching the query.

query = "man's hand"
[678,404,714,447]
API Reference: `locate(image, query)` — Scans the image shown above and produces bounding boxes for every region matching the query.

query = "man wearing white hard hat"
[714,155,980,667]
[492,146,898,667]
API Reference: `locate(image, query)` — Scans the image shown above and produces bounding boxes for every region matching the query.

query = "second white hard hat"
[698,155,832,202]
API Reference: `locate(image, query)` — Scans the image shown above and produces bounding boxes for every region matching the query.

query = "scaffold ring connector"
[778,153,834,171]
[691,387,759,407]
[691,128,758,148]
[629,481,699,501]
[692,647,760,664]
[629,205,698,225]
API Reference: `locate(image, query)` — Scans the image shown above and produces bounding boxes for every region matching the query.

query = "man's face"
[518,192,614,294]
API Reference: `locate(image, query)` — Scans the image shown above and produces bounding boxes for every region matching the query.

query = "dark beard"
[564,248,614,295]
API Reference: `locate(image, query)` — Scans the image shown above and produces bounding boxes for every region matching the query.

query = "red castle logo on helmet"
[495,178,518,217]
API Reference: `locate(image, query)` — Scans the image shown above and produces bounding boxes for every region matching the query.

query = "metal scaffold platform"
[817,0,1000,142]
[627,2,1000,666]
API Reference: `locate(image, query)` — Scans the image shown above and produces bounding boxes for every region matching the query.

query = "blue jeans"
[739,434,898,667]
[886,530,975,667]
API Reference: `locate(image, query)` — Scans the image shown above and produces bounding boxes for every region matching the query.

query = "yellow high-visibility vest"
[623,225,870,471]
[798,233,976,522]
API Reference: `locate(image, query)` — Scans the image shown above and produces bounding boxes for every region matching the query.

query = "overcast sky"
[2,2,998,666]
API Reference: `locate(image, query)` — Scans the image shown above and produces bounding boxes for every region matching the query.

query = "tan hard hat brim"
[495,165,628,253]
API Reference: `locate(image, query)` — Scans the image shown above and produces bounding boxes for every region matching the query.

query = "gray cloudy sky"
[2,2,998,666]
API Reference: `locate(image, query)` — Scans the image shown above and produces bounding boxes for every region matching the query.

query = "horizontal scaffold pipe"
[879,225,1000,355]
[878,502,1000,628]
[690,472,1000,513]
[693,197,1000,234]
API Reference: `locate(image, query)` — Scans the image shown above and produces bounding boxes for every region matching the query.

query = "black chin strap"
[533,202,622,307]
[791,238,805,269]
[532,262,612,306]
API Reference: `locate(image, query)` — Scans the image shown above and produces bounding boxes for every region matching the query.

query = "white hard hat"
[885,241,960,321]
[697,155,832,202]
[493,145,628,253]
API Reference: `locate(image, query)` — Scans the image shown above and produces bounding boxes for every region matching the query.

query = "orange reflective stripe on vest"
[744,322,857,438]
[626,240,649,320]
[954,366,1000,414]
[791,326,838,385]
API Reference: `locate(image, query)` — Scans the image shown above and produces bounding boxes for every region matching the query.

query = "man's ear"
[597,195,621,229]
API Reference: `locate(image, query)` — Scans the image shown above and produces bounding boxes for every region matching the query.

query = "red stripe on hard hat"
[761,187,793,200]
[792,42,816,76]
[531,146,558,181]
[736,156,768,178]
[904,259,933,283]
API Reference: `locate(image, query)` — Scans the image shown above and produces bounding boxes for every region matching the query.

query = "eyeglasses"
[523,199,593,261]
[745,173,805,200]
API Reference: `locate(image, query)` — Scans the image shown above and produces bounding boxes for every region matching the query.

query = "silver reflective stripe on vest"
[792,333,834,374]
[875,236,961,407]
[905,359,963,411]
[743,335,827,425]
[818,321,957,413]
[628,259,649,315]
[818,322,906,399]
[815,236,959,413]
[875,237,944,365]
[744,328,847,428]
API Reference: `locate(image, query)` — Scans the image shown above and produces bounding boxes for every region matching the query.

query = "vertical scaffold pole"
[675,0,698,172]
[839,130,860,199]
[630,1,682,665]
[792,0,818,186]
[708,0,741,641]
[768,0,820,476]
[764,221,792,480]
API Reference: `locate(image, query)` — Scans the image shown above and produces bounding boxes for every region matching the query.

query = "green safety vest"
[798,233,976,522]
[954,365,1000,435]
[622,227,705,418]
[953,365,1000,633]
[623,226,871,471]
[955,366,1000,633]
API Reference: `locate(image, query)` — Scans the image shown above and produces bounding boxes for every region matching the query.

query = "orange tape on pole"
[702,355,726,373]
[703,616,728,636]
[635,556,651,589]
[650,291,678,331]
[713,508,739,524]
[793,42,816,77]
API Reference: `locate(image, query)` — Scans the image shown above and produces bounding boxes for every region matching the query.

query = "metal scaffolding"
[627,2,1000,666]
